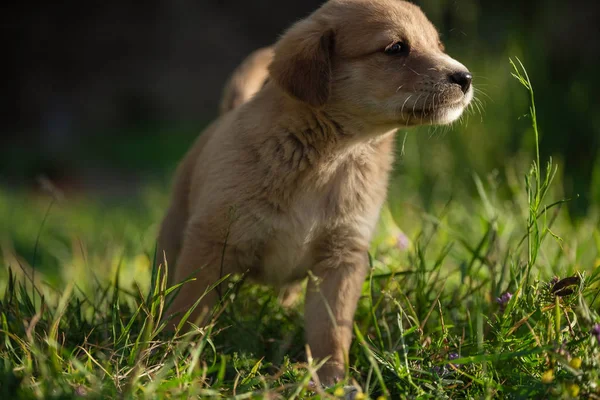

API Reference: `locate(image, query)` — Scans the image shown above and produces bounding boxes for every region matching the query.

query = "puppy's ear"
[269,21,334,108]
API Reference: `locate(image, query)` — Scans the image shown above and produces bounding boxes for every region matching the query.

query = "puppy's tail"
[219,46,274,115]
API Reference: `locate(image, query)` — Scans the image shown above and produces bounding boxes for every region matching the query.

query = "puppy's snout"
[448,71,472,94]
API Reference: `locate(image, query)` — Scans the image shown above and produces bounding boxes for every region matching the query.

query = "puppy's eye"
[384,42,409,55]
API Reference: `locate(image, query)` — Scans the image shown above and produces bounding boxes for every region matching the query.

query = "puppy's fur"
[159,0,473,385]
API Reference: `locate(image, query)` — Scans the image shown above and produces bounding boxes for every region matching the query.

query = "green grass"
[1,61,599,399]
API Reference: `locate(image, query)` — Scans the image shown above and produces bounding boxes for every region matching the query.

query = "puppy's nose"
[449,71,472,94]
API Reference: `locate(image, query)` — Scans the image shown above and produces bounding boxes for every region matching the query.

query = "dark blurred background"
[2,0,599,217]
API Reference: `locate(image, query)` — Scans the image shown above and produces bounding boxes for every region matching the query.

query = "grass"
[1,60,599,399]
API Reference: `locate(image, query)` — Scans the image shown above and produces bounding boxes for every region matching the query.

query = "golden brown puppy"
[219,46,274,115]
[158,0,473,386]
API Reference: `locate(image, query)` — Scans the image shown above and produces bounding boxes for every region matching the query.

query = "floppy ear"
[269,21,334,108]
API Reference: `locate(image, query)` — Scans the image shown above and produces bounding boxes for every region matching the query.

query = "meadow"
[1,61,599,399]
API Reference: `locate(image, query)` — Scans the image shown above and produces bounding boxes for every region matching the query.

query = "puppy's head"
[269,0,473,129]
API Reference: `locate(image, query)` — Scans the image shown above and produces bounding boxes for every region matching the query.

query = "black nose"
[449,71,472,94]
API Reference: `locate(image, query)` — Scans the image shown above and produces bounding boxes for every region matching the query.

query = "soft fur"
[158,0,473,385]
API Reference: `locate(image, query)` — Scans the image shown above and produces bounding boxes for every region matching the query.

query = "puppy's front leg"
[304,243,369,385]
[166,221,234,330]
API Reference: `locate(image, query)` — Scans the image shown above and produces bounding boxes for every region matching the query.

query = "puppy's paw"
[341,385,360,400]
[308,379,362,399]
[278,283,303,308]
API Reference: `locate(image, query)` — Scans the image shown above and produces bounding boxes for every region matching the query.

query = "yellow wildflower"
[567,383,580,397]
[541,369,554,384]
[569,357,582,369]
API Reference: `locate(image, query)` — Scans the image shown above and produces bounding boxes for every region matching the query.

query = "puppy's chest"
[259,191,330,286]
[260,155,387,285]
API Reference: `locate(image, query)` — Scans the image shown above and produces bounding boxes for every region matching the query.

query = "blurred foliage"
[2,0,598,218]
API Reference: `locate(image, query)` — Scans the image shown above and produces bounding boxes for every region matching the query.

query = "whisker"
[467,102,474,118]
[429,93,436,126]
[469,74,491,80]
[428,123,439,138]
[406,66,428,77]
[412,93,424,119]
[475,96,486,111]
[472,98,484,122]
[477,100,487,116]
[421,93,431,123]
[400,95,413,118]
[444,123,451,136]
[474,88,493,102]
[472,97,481,114]
[475,82,501,90]
[471,101,480,118]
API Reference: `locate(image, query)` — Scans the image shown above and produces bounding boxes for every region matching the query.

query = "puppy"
[158,0,473,386]
[219,46,274,115]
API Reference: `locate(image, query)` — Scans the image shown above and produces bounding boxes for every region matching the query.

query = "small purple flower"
[431,365,445,376]
[432,352,462,377]
[592,324,600,345]
[396,232,410,250]
[75,386,87,397]
[496,292,513,306]
[448,352,460,369]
